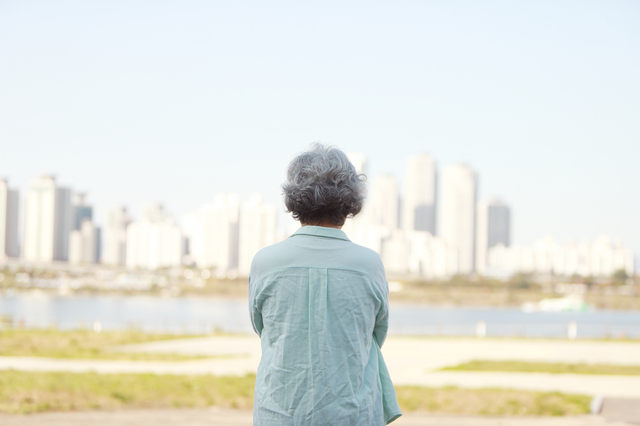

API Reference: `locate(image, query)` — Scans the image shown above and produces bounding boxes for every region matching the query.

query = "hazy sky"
[1,1,639,253]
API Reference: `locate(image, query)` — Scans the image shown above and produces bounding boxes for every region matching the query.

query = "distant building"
[402,153,436,234]
[380,230,411,274]
[69,219,100,264]
[476,199,511,273]
[380,230,457,278]
[0,179,20,258]
[23,175,73,262]
[486,236,635,278]
[238,193,277,275]
[72,193,93,231]
[69,193,100,263]
[126,204,182,270]
[103,205,130,266]
[372,174,399,230]
[439,164,477,273]
[187,193,241,273]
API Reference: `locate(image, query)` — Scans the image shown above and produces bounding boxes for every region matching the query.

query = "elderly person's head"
[282,144,366,227]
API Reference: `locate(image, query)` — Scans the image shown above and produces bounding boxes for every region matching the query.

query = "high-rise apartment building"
[0,179,20,258]
[126,204,182,270]
[372,174,399,230]
[402,153,436,234]
[103,205,130,266]
[439,164,477,273]
[69,218,100,264]
[69,193,100,263]
[54,187,73,261]
[238,193,277,275]
[72,193,93,231]
[476,199,511,273]
[187,193,241,273]
[23,175,73,262]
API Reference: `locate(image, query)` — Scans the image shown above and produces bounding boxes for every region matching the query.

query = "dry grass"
[0,370,590,416]
[0,329,207,361]
[395,386,590,416]
[442,360,640,375]
[0,371,255,414]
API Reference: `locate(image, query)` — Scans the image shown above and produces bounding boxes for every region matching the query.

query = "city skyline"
[0,164,635,279]
[1,1,639,255]
[0,151,637,263]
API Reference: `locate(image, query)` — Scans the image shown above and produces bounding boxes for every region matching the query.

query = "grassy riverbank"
[0,370,590,416]
[138,279,640,310]
[3,266,638,310]
[0,329,208,361]
[387,279,640,310]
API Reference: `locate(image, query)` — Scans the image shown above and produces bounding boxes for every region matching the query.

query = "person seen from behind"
[248,143,402,425]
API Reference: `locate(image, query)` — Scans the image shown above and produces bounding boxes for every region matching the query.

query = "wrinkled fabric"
[249,226,402,426]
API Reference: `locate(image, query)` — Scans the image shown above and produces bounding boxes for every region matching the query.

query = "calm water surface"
[1,293,640,339]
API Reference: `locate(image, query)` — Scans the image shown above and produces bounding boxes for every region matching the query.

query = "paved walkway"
[2,336,640,398]
[601,399,640,425]
[0,409,635,426]
[381,337,640,398]
[0,355,259,376]
[114,335,640,366]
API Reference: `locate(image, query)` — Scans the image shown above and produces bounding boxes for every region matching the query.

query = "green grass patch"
[395,386,590,416]
[441,360,640,375]
[0,329,209,361]
[0,370,255,414]
[0,370,590,416]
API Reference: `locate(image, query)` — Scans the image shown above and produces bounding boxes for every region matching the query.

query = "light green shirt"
[249,226,402,426]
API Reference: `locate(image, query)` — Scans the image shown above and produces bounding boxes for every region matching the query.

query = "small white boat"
[522,295,593,312]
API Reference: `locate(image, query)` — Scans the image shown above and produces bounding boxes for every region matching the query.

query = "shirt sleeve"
[248,275,264,336]
[373,296,389,347]
[373,259,390,347]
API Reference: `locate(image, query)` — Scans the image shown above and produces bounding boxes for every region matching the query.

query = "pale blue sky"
[1,1,639,253]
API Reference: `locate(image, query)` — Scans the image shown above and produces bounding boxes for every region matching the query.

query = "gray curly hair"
[282,143,367,226]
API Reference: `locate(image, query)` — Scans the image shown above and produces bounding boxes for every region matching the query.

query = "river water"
[1,293,640,339]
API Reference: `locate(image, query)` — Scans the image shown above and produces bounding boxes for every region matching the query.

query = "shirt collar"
[290,225,351,242]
